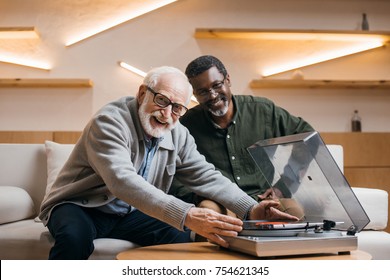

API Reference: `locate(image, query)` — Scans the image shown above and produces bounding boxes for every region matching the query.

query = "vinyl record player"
[224,131,370,257]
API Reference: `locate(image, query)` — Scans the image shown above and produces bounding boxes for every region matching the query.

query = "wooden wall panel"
[321,132,390,167]
[0,131,53,143]
[53,131,82,144]
[321,132,390,233]
[345,168,390,189]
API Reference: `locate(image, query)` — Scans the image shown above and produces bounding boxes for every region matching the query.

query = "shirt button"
[82,199,89,205]
[237,176,241,180]
[227,135,230,139]
[103,195,109,201]
[231,156,235,160]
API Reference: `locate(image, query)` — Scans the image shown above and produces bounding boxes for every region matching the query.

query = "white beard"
[209,99,229,117]
[139,98,177,138]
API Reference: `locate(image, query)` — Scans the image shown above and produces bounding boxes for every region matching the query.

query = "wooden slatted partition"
[53,131,82,144]
[321,132,390,233]
[0,131,82,144]
[0,131,53,143]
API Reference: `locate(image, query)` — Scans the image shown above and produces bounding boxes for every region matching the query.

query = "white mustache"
[207,94,226,105]
[151,110,174,125]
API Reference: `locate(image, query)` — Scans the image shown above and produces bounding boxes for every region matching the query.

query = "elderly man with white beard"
[39,66,297,260]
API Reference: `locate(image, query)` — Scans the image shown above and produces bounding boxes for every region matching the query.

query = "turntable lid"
[247,131,370,232]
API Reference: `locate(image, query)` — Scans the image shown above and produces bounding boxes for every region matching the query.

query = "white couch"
[0,142,389,260]
[0,142,139,260]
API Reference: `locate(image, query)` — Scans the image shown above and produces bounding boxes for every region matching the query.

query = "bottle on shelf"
[351,110,362,132]
[362,13,369,31]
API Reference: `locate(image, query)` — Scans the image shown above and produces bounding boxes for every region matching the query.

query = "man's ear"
[225,74,232,87]
[137,85,147,105]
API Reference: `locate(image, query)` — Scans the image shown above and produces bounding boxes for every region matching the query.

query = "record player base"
[116,242,371,260]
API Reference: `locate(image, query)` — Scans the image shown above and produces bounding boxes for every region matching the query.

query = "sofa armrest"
[352,187,388,230]
[326,144,344,173]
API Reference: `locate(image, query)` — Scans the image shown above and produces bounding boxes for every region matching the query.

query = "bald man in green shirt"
[170,55,314,217]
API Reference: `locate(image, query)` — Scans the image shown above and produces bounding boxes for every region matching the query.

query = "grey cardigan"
[39,97,257,230]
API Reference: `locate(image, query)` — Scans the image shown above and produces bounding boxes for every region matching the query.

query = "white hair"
[143,66,193,105]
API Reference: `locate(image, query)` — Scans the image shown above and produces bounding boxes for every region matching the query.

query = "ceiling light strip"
[0,55,51,70]
[195,28,390,42]
[65,0,177,46]
[262,41,385,77]
[119,61,146,77]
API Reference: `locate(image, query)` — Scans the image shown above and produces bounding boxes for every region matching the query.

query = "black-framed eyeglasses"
[146,86,188,117]
[195,78,226,97]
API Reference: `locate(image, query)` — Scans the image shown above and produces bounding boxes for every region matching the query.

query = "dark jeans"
[47,203,191,260]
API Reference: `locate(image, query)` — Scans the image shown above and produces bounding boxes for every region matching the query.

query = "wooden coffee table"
[117,242,371,260]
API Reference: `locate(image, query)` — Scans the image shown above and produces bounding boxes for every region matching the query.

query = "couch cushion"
[352,187,388,230]
[0,219,139,260]
[0,186,35,225]
[0,219,52,259]
[326,144,344,173]
[45,141,75,195]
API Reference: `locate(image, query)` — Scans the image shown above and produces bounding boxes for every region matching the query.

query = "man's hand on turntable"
[184,207,243,248]
[257,187,284,200]
[248,200,300,221]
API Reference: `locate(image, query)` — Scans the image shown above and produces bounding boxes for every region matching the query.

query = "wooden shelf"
[194,28,390,41]
[250,79,390,89]
[0,27,39,39]
[0,78,93,88]
[195,28,390,80]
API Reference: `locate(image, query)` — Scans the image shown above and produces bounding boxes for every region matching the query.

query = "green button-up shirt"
[170,95,314,202]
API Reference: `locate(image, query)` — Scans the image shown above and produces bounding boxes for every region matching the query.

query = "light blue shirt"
[97,136,161,215]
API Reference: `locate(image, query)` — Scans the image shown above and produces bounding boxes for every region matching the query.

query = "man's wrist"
[243,205,254,220]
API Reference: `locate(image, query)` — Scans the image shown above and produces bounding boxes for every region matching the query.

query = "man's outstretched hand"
[184,200,299,248]
[248,200,300,221]
[184,207,243,248]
